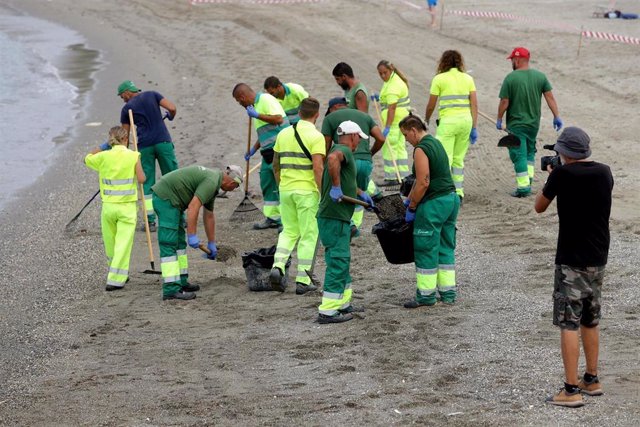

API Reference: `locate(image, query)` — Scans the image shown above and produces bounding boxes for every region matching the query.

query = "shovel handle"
[198,243,211,255]
[341,195,371,209]
[478,110,507,131]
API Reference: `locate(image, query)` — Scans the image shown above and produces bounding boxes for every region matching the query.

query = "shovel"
[477,110,521,148]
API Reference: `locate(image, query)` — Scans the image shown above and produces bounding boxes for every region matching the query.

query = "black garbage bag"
[372,218,414,264]
[241,245,292,291]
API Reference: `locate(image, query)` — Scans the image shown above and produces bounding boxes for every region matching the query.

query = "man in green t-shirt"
[332,62,369,113]
[322,97,386,235]
[497,47,563,197]
[151,165,242,300]
[317,121,375,324]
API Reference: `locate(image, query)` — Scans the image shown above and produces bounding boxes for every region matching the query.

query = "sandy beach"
[1,0,639,425]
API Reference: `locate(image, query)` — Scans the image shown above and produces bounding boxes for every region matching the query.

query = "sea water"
[0,10,92,210]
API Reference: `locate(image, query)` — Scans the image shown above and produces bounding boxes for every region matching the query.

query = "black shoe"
[296,282,317,295]
[339,305,365,314]
[404,299,436,309]
[105,285,123,292]
[140,222,157,232]
[181,283,200,292]
[317,312,353,324]
[269,267,285,292]
[253,218,281,230]
[510,190,531,198]
[163,290,196,300]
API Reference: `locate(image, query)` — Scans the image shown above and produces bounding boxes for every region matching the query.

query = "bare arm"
[273,152,281,184]
[469,91,478,128]
[203,208,215,242]
[369,126,386,156]
[324,135,333,154]
[186,196,203,236]
[534,191,553,213]
[135,158,146,183]
[355,90,368,113]
[543,91,560,118]
[407,149,430,210]
[122,123,131,145]
[425,94,438,123]
[159,97,177,119]
[385,103,397,129]
[497,98,510,123]
[327,150,345,186]
[255,113,284,125]
[312,153,324,191]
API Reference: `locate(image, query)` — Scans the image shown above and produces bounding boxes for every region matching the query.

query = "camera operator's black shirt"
[543,161,613,267]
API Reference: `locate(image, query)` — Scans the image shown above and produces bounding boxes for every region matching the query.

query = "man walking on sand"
[119,80,178,232]
[496,47,563,198]
[535,127,613,407]
[332,62,369,114]
[269,98,325,295]
[263,76,309,125]
[233,83,290,230]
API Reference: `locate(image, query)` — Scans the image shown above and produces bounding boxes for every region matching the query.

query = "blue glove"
[496,119,503,130]
[163,111,174,121]
[187,234,200,249]
[244,147,257,162]
[329,185,343,202]
[204,241,217,260]
[382,127,390,137]
[553,117,563,131]
[99,141,111,151]
[470,127,478,145]
[403,198,410,208]
[246,105,260,119]
[357,192,375,210]
[405,207,416,223]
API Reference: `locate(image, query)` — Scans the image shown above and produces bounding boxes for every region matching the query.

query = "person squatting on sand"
[425,50,478,202]
[534,127,613,407]
[233,83,290,231]
[400,115,460,308]
[118,80,178,232]
[269,98,326,295]
[496,47,563,198]
[151,165,243,301]
[84,126,145,292]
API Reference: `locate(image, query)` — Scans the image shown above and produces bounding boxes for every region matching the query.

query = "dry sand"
[1,0,639,425]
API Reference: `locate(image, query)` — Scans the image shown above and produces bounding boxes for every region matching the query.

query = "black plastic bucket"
[241,246,291,291]
[372,218,414,264]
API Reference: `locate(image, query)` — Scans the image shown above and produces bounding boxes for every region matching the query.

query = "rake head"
[230,194,263,222]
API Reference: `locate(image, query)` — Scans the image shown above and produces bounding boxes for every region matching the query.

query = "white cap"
[226,165,244,185]
[337,120,369,140]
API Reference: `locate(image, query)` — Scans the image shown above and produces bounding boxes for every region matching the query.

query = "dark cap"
[555,127,591,160]
[325,97,348,116]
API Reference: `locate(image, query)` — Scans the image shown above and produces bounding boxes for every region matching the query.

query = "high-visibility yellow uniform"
[273,119,325,285]
[85,145,140,289]
[380,72,411,180]
[430,68,476,197]
[278,83,309,125]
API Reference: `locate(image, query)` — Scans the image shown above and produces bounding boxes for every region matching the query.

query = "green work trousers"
[101,201,137,288]
[413,192,460,304]
[153,194,189,297]
[273,190,319,285]
[382,126,410,181]
[352,159,373,229]
[260,157,280,221]
[507,126,539,194]
[140,142,179,223]
[436,115,472,197]
[317,217,352,316]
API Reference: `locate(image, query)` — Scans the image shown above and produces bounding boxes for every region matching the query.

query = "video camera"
[540,144,561,171]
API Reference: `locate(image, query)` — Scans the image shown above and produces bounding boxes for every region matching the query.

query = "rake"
[230,117,263,222]
[371,95,402,192]
[65,189,100,231]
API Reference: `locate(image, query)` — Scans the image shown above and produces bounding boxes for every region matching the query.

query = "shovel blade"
[498,134,521,148]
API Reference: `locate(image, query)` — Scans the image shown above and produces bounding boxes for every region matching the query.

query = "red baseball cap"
[507,47,530,59]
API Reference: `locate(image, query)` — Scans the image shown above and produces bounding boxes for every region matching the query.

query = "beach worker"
[426,0,438,28]
[535,127,613,407]
[496,47,563,198]
[322,97,385,236]
[151,165,243,301]
[316,120,373,324]
[269,98,326,295]
[233,83,290,230]
[84,126,145,291]
[425,50,478,201]
[376,60,412,182]
[400,115,460,308]
[332,62,369,113]
[263,76,309,125]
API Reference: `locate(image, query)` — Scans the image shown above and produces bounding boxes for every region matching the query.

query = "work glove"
[382,127,390,138]
[187,234,200,249]
[496,119,503,130]
[329,185,344,202]
[553,117,563,131]
[357,192,375,211]
[203,241,217,260]
[246,105,260,119]
[244,147,257,162]
[470,127,478,145]
[370,93,380,102]
[403,198,411,208]
[405,207,416,223]
[163,111,174,121]
[99,141,111,151]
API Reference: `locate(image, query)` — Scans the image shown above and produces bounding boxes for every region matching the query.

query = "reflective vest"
[254,92,290,149]
[380,72,411,125]
[280,83,309,125]
[85,145,139,203]
[430,68,476,118]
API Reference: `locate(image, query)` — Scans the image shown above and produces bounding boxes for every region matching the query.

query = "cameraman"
[534,127,614,407]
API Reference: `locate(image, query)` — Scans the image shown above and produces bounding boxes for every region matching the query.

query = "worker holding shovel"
[84,126,145,292]
[151,165,243,301]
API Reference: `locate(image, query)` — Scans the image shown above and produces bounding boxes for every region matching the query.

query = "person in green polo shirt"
[151,165,242,301]
[332,62,369,113]
[317,120,375,324]
[263,76,309,125]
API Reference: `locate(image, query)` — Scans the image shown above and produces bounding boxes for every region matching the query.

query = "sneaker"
[296,282,317,295]
[140,221,157,232]
[545,388,584,408]
[181,283,200,292]
[269,267,285,292]
[578,376,603,396]
[404,299,436,309]
[339,305,365,314]
[162,290,196,301]
[253,218,281,230]
[105,285,123,292]
[317,312,353,324]
[510,190,531,198]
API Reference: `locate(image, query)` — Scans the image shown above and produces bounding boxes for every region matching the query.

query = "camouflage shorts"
[553,265,605,331]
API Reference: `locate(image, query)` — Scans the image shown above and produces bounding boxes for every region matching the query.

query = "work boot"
[404,299,436,309]
[545,387,584,408]
[181,283,200,292]
[510,189,531,198]
[578,375,603,396]
[438,290,457,305]
[339,305,365,314]
[105,285,123,292]
[253,218,281,230]
[140,221,157,232]
[317,312,353,324]
[269,267,285,292]
[296,282,317,295]
[162,290,196,301]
